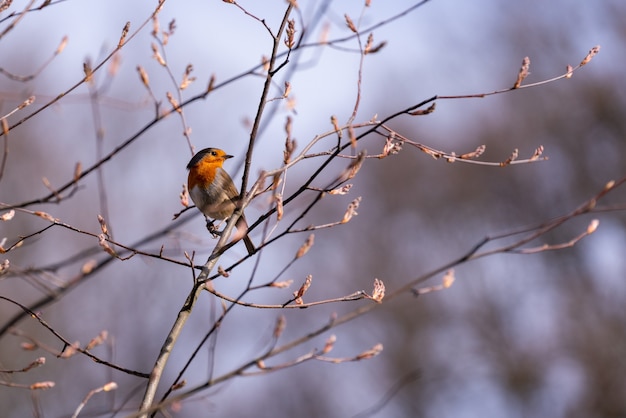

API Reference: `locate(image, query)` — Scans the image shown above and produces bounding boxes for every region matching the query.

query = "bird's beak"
[224,154,234,159]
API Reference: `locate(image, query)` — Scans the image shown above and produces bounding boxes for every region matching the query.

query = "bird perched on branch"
[186,147,255,255]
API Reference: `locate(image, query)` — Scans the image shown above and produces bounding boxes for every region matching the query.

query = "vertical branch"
[137,281,205,417]
[87,55,119,242]
[240,3,295,194]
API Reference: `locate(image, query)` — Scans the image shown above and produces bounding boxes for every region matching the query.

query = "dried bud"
[285,19,296,49]
[86,330,108,350]
[269,280,293,289]
[319,22,330,44]
[328,184,352,195]
[275,194,284,221]
[261,55,270,72]
[408,102,436,116]
[342,197,361,224]
[207,74,216,93]
[580,45,600,66]
[296,234,314,259]
[34,211,55,222]
[587,219,599,234]
[604,180,615,190]
[348,125,356,149]
[97,214,109,237]
[98,234,117,257]
[344,14,357,33]
[364,33,374,54]
[330,115,342,138]
[180,64,196,90]
[271,173,282,191]
[565,64,573,79]
[370,278,385,303]
[351,151,365,177]
[367,41,387,54]
[500,148,519,166]
[273,315,286,338]
[459,145,485,160]
[135,66,150,90]
[24,96,35,107]
[381,134,403,158]
[513,56,530,89]
[284,117,296,164]
[171,380,186,391]
[180,184,189,207]
[166,92,180,113]
[19,357,46,372]
[322,334,336,354]
[356,343,383,360]
[109,52,121,78]
[56,36,69,54]
[442,269,455,288]
[152,15,160,37]
[293,275,312,305]
[119,21,130,47]
[0,210,14,221]
[286,96,297,112]
[151,43,166,66]
[60,342,79,358]
[30,381,55,390]
[72,162,82,182]
[83,60,93,82]
[81,259,97,274]
[103,382,118,392]
[283,81,291,98]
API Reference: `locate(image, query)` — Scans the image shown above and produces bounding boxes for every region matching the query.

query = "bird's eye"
[211,151,217,156]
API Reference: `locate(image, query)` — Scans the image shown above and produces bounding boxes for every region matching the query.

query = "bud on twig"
[293,275,312,305]
[296,234,314,259]
[513,56,530,89]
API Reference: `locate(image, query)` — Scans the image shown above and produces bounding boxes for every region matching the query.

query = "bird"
[186,147,255,255]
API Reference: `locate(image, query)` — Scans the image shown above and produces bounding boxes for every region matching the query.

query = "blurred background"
[1,1,625,417]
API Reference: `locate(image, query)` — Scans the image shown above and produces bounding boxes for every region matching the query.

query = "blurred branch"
[0,356,45,374]
[0,0,65,24]
[70,382,118,418]
[2,0,165,137]
[439,45,601,99]
[0,211,197,338]
[150,16,195,153]
[0,208,192,267]
[0,295,148,378]
[0,36,67,81]
[0,0,35,40]
[351,370,422,418]
[299,0,432,52]
[408,177,626,294]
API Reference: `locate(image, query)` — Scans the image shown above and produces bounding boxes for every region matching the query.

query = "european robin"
[186,147,255,255]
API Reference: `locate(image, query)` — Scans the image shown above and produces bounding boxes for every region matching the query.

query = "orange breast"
[187,161,217,191]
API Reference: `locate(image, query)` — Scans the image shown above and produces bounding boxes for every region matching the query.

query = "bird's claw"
[206,219,222,238]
